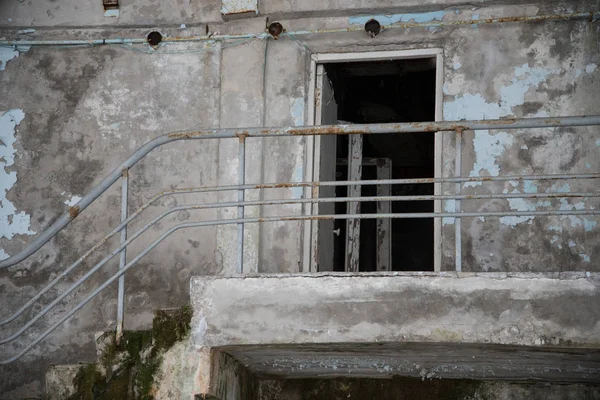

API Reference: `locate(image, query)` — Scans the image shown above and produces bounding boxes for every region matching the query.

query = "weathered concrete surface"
[225,342,600,382]
[153,338,210,400]
[438,7,600,271]
[0,2,599,398]
[191,273,600,348]
[255,378,600,400]
[45,364,79,400]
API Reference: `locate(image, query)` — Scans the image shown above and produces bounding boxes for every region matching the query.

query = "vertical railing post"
[116,167,128,343]
[237,135,246,274]
[455,128,463,272]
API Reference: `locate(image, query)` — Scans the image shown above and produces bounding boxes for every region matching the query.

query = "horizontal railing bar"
[2,207,600,364]
[2,115,599,269]
[2,189,598,327]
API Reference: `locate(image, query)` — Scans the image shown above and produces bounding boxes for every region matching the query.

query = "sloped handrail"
[1,115,600,365]
[2,115,599,269]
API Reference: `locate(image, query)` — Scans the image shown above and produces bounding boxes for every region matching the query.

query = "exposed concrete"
[0,1,599,398]
[191,272,600,348]
[225,342,600,382]
[192,272,600,398]
[254,378,600,400]
[45,364,79,400]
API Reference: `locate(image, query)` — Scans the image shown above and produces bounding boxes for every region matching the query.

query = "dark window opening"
[323,58,436,272]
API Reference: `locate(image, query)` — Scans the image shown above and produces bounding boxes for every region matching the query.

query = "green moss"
[69,364,104,400]
[69,305,192,400]
[152,305,192,351]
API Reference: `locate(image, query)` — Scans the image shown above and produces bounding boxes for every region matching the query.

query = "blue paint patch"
[291,164,303,199]
[585,162,592,169]
[453,62,462,70]
[349,11,448,26]
[445,63,558,187]
[523,180,537,194]
[596,139,600,147]
[443,200,455,225]
[550,183,570,193]
[583,219,597,232]
[1,109,36,243]
[290,98,304,127]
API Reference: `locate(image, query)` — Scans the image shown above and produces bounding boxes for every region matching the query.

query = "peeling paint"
[64,195,82,207]
[0,45,30,71]
[221,0,258,15]
[443,200,455,225]
[465,131,514,187]
[580,254,591,262]
[290,97,304,127]
[549,183,570,193]
[445,64,557,187]
[104,9,120,17]
[585,63,597,74]
[557,198,596,232]
[453,62,462,70]
[349,11,448,26]
[500,181,551,227]
[0,109,36,244]
[290,165,303,199]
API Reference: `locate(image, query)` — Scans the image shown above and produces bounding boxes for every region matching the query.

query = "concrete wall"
[0,0,599,398]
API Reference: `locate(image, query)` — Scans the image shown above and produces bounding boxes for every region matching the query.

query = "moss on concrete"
[68,306,192,400]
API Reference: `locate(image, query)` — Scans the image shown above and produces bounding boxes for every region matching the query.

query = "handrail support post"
[116,167,128,343]
[237,135,246,274]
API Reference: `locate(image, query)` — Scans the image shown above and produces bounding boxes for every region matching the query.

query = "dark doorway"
[323,58,436,272]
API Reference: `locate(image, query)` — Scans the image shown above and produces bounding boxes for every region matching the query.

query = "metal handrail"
[2,174,599,328]
[2,187,599,333]
[2,206,600,363]
[2,115,599,269]
[0,115,599,364]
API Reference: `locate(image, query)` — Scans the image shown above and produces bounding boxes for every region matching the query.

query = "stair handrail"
[2,116,599,269]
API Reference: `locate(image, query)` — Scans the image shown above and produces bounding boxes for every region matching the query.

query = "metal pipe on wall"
[0,11,597,47]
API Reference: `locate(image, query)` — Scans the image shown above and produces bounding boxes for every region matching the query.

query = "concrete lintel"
[191,272,600,349]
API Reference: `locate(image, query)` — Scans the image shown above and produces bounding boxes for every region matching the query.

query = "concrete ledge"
[191,272,600,348]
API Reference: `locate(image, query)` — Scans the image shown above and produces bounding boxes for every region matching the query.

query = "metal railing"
[0,115,599,364]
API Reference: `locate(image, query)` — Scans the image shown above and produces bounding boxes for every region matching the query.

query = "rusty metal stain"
[268,22,284,39]
[167,131,212,139]
[288,126,363,136]
[254,182,315,189]
[221,0,258,15]
[102,0,118,10]
[69,206,80,220]
[121,167,128,178]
